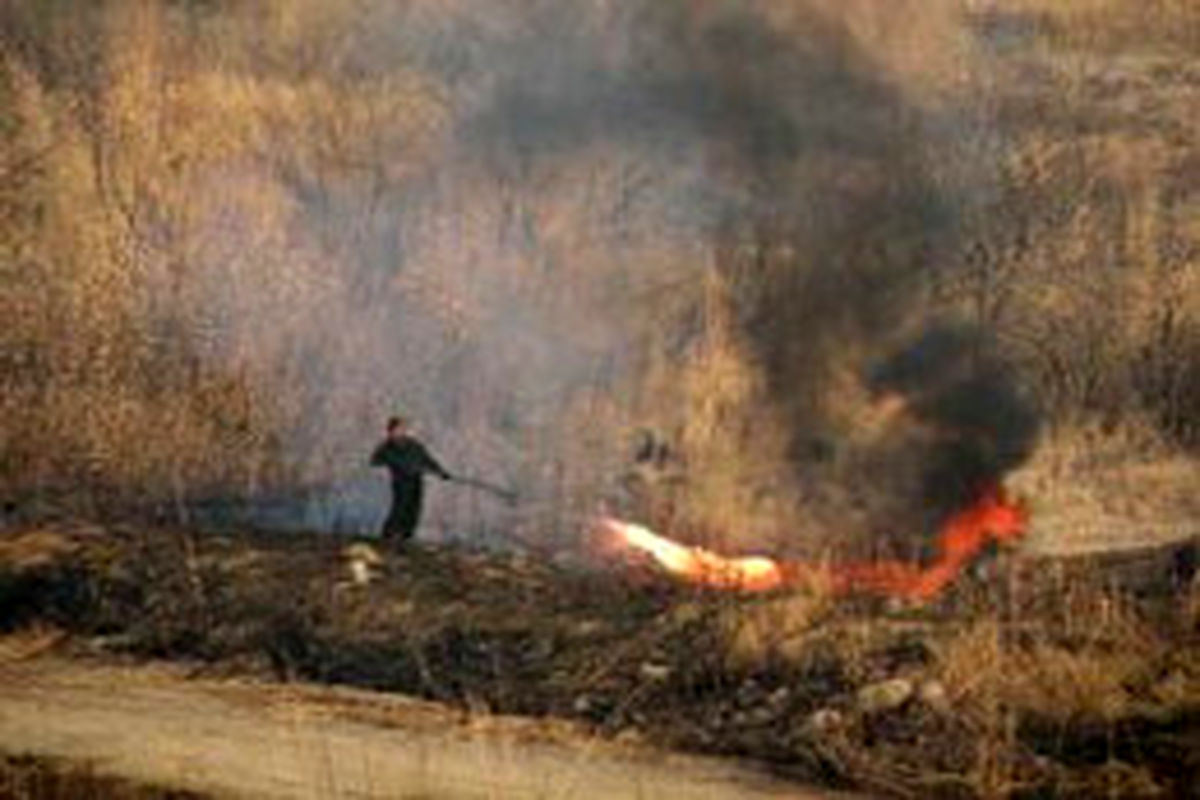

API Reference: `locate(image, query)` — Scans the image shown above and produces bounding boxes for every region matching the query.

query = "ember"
[598,485,1027,600]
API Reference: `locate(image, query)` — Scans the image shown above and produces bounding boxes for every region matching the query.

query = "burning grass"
[1,518,1196,799]
[599,484,1029,603]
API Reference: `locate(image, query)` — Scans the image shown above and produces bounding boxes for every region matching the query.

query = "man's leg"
[381,492,405,543]
[395,480,424,541]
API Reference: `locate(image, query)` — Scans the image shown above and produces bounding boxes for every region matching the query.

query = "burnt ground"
[1,518,1197,799]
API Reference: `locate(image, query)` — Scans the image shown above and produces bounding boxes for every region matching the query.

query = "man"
[369,416,453,544]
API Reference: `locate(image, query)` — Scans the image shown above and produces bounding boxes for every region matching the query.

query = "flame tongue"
[597,519,785,592]
[599,485,1026,599]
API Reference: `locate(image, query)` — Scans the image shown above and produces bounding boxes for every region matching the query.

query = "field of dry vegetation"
[0,516,1196,798]
[1,0,1198,797]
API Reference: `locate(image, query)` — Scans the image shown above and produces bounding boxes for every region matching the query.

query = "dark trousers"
[382,478,424,543]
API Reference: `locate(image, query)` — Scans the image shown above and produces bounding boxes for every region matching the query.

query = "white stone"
[805,708,844,734]
[343,542,383,565]
[348,559,371,585]
[639,663,672,681]
[917,679,951,712]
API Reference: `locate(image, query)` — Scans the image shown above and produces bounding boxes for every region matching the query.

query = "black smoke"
[275,0,1023,543]
[869,325,1041,516]
[19,0,1024,546]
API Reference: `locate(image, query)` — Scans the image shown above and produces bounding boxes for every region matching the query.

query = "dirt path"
[0,653,839,800]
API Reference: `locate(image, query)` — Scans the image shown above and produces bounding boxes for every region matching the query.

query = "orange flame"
[595,518,786,592]
[598,485,1027,600]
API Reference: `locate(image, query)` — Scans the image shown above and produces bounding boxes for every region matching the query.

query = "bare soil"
[0,654,827,800]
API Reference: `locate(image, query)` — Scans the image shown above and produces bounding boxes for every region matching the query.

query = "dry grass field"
[0,518,1195,798]
[1,0,1198,797]
[1,0,1197,543]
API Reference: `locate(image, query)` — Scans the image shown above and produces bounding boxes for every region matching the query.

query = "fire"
[598,485,1027,600]
[595,518,786,592]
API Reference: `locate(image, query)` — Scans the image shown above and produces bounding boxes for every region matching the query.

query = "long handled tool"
[449,475,518,505]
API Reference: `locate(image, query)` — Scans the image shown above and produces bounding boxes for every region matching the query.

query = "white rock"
[639,662,672,681]
[805,708,845,734]
[348,559,375,586]
[917,679,951,713]
[343,542,383,565]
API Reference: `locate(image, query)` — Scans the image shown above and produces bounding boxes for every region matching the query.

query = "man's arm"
[369,441,389,467]
[417,442,453,480]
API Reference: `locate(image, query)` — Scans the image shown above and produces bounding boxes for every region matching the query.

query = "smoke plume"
[3,0,1039,552]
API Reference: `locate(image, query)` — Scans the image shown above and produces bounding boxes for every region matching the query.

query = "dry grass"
[1010,420,1200,554]
[984,0,1200,53]
[2,0,1198,554]
[5,518,1196,798]
[718,590,834,669]
[0,624,65,661]
[936,617,1156,722]
[929,592,1198,797]
[1,3,1198,796]
[0,753,205,800]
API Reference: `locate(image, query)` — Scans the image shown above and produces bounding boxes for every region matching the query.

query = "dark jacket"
[370,435,452,484]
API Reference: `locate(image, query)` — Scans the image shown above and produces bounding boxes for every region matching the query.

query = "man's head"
[386,415,409,439]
